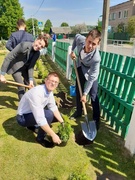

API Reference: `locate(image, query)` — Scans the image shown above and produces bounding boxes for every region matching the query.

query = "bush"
[57,122,72,143]
[0,39,6,50]
[68,172,88,180]
[35,59,47,79]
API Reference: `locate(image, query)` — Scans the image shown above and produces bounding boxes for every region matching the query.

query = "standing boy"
[70,29,101,130]
[6,19,34,51]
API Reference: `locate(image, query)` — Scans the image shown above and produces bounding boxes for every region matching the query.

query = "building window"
[109,13,116,20]
[123,10,128,18]
[112,13,116,20]
[118,11,122,19]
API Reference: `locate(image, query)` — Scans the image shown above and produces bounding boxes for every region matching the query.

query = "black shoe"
[36,138,55,148]
[26,126,38,134]
[70,111,82,119]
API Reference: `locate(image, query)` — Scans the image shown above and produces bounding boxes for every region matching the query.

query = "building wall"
[109,0,135,31]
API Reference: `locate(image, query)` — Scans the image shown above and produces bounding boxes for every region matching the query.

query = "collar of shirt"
[44,84,50,97]
[80,49,87,60]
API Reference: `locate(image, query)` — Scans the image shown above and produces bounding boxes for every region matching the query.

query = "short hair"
[87,29,101,42]
[17,19,26,27]
[47,72,59,79]
[37,34,49,47]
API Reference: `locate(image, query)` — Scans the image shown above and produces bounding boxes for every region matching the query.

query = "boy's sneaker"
[26,126,38,134]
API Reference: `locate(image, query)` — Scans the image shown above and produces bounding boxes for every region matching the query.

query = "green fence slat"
[54,41,70,73]
[122,56,131,74]
[127,57,135,77]
[127,84,135,104]
[111,54,119,69]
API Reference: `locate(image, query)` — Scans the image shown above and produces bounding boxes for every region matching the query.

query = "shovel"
[73,60,97,141]
[4,80,30,88]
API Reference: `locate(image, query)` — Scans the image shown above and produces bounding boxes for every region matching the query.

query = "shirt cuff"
[29,78,33,81]
[0,71,6,75]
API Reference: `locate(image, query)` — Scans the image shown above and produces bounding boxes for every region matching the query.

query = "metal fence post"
[66,45,73,80]
[52,42,56,62]
[125,104,135,155]
[132,41,135,57]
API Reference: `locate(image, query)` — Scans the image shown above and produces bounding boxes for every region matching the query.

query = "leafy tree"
[87,25,96,31]
[117,22,125,33]
[71,23,87,34]
[26,18,39,37]
[43,19,52,33]
[61,22,69,27]
[0,0,23,39]
[97,19,102,32]
[96,15,102,32]
[127,16,135,37]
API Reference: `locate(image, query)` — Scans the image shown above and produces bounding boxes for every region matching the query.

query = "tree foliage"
[97,19,102,32]
[127,16,135,37]
[43,19,52,33]
[26,18,39,37]
[117,22,125,33]
[61,22,69,27]
[71,23,87,34]
[0,0,23,39]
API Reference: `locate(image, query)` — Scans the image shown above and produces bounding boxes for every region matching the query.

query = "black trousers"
[17,109,54,140]
[12,67,36,100]
[76,67,100,126]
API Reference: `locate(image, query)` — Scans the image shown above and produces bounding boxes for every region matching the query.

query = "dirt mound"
[75,130,93,146]
[54,91,74,108]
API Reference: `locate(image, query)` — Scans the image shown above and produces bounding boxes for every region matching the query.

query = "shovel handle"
[6,80,30,88]
[73,60,87,115]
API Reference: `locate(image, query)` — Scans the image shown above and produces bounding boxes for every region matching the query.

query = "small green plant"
[36,59,47,79]
[0,39,6,50]
[68,172,88,180]
[38,68,44,79]
[35,59,43,71]
[57,122,72,143]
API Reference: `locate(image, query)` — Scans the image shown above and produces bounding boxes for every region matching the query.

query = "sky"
[19,0,128,27]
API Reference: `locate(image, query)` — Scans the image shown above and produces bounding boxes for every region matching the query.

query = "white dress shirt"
[17,84,58,126]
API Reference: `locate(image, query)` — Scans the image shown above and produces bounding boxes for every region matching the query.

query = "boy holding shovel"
[70,29,101,132]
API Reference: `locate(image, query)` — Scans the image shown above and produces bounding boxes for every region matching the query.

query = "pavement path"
[57,39,134,57]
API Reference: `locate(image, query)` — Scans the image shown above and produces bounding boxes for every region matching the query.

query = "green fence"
[98,51,135,138]
[47,39,53,55]
[55,41,70,72]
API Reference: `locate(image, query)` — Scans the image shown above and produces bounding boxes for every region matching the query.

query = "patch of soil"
[96,173,127,180]
[75,130,93,146]
[54,91,74,108]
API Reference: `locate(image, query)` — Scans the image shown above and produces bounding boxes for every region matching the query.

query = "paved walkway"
[106,44,133,57]
[57,39,134,57]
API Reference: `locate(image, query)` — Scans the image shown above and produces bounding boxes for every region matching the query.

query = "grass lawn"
[0,52,135,180]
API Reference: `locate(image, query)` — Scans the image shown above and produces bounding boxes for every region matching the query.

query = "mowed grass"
[0,52,135,180]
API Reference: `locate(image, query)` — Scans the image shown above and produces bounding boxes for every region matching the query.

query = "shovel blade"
[81,121,97,141]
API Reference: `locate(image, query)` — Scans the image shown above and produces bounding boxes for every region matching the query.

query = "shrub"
[68,172,88,180]
[0,39,6,50]
[57,122,72,143]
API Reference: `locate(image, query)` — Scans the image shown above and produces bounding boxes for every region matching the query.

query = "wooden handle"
[6,80,30,88]
[73,60,87,115]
